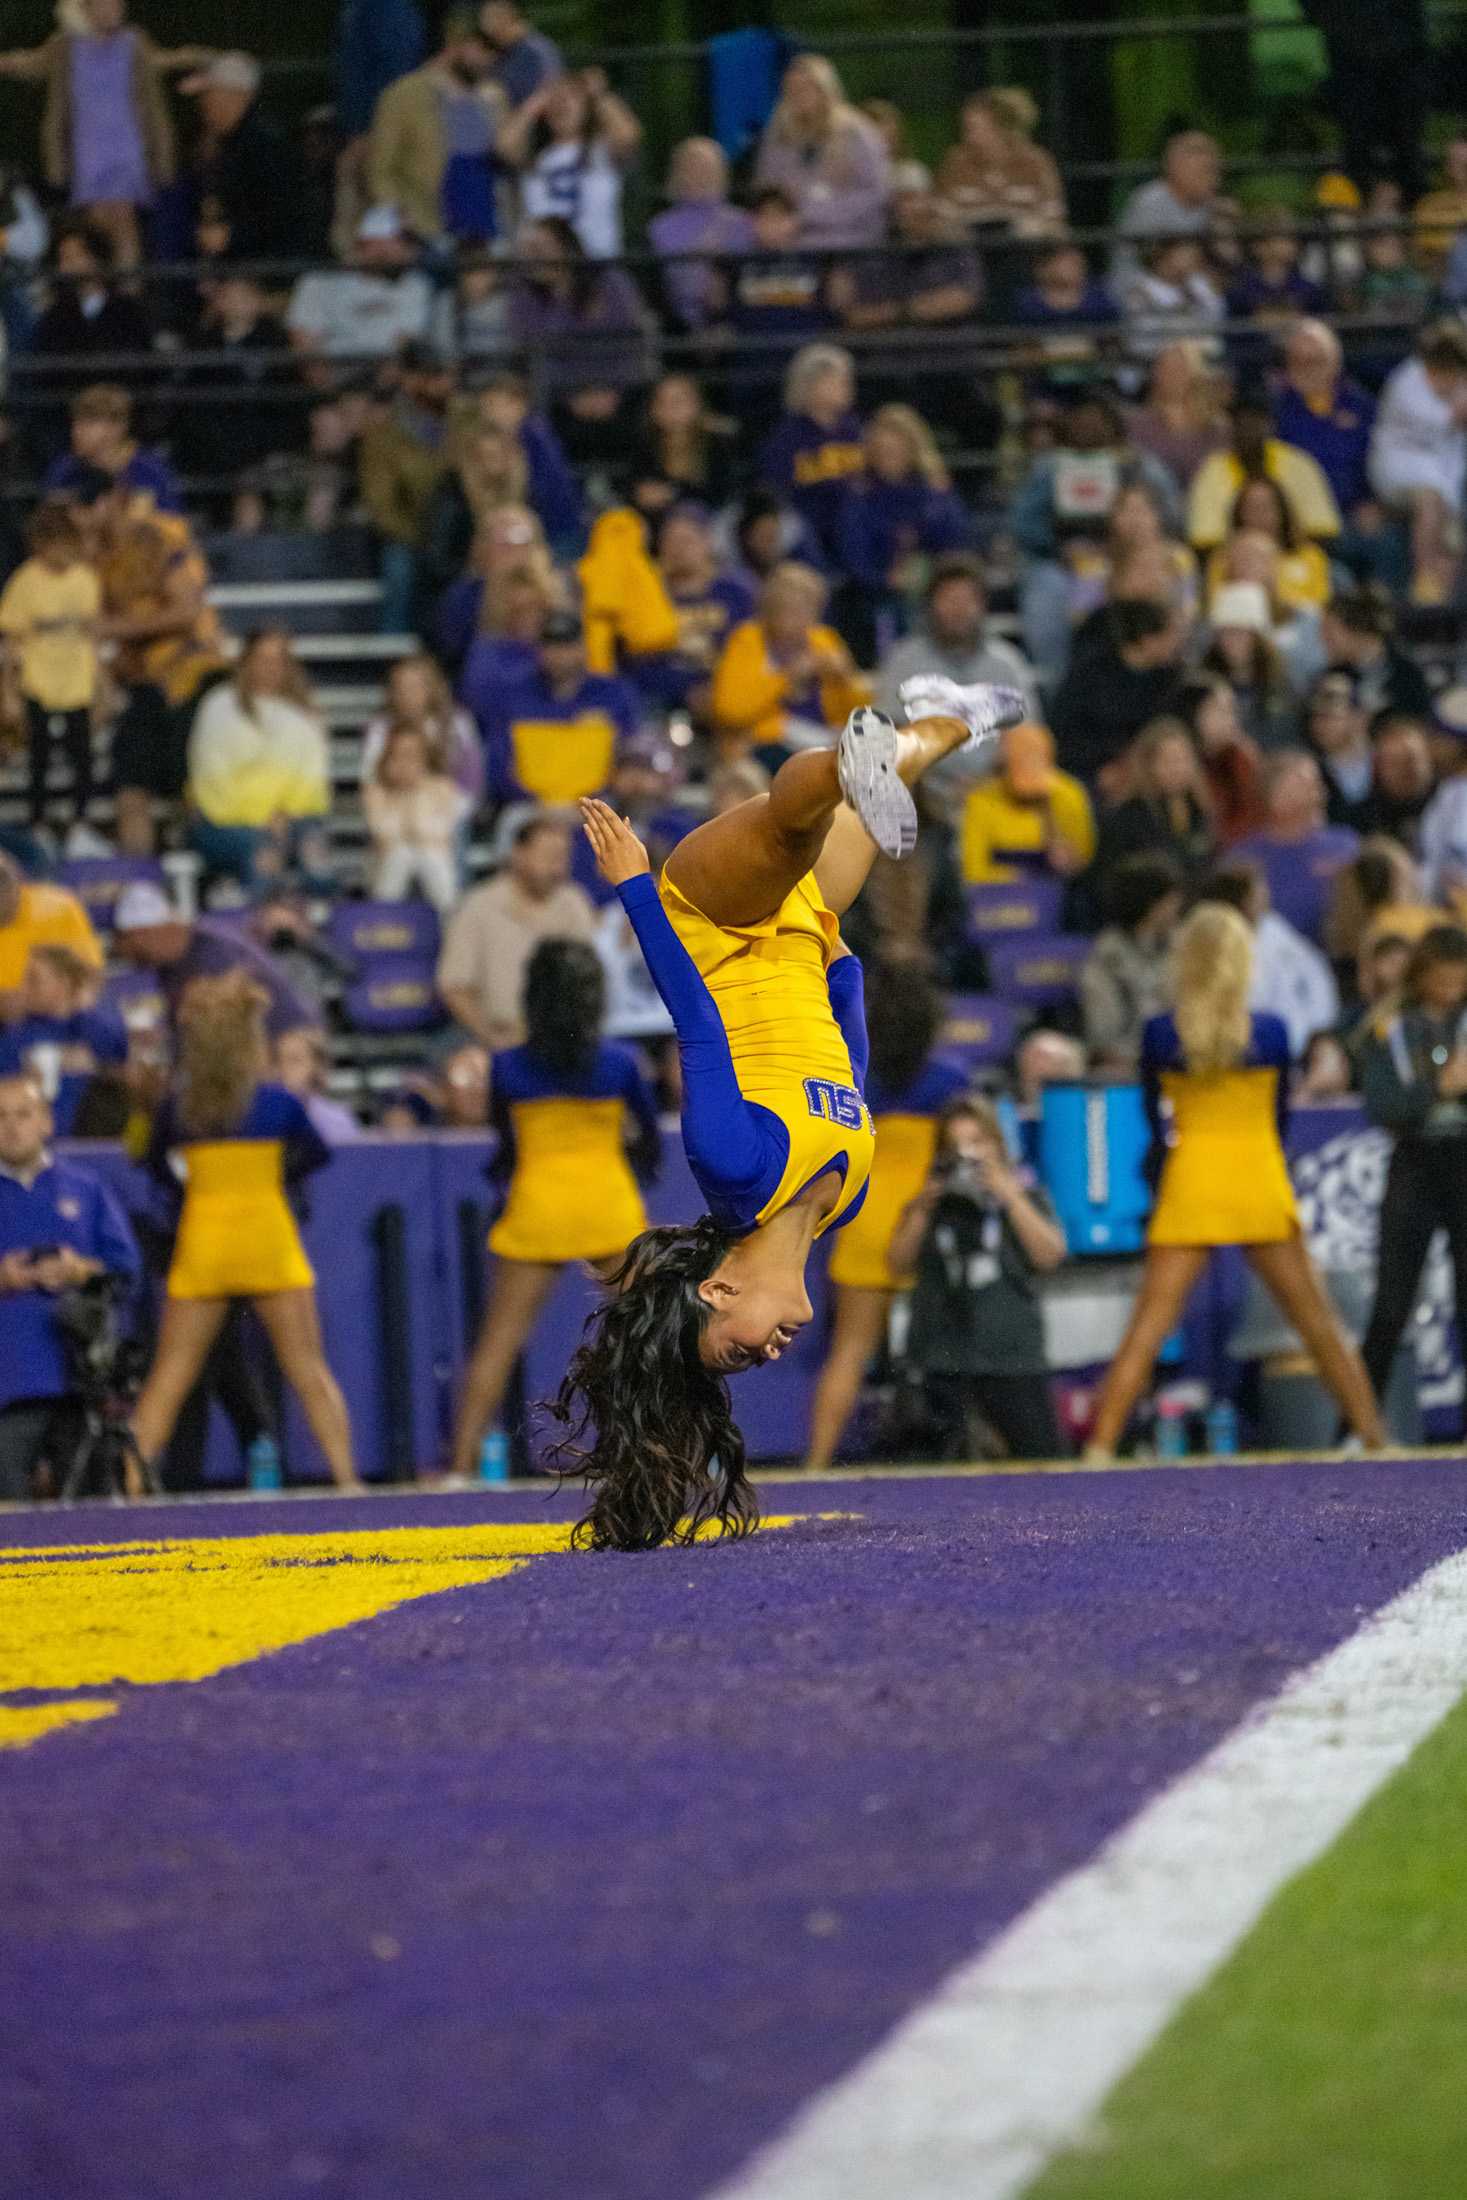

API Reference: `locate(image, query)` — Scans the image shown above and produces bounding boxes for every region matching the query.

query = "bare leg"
[251,1288,360,1489]
[1087,1246,1209,1456]
[1246,1237,1388,1446]
[448,1259,560,1479]
[666,717,972,929]
[805,1285,891,1467]
[132,1298,231,1467]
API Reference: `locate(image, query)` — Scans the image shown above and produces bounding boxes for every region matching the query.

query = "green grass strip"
[1024,1685,1467,2200]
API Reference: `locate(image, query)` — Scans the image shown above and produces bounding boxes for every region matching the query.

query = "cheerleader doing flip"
[565,681,1023,1550]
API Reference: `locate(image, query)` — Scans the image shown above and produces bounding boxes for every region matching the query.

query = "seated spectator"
[649,136,753,333]
[1206,476,1332,615]
[710,561,867,763]
[1187,389,1342,553]
[621,373,741,518]
[0,502,102,846]
[1300,171,1366,299]
[1113,131,1224,285]
[632,503,754,719]
[1079,853,1186,1073]
[480,609,639,805]
[418,413,528,625]
[959,719,1095,885]
[758,342,865,564]
[479,0,561,108]
[474,372,583,550]
[453,547,557,697]
[365,650,483,805]
[433,245,511,367]
[935,86,1066,238]
[112,883,316,1037]
[42,384,180,513]
[1194,859,1340,1059]
[506,217,653,467]
[1411,136,1467,273]
[1360,710,1436,849]
[1272,319,1375,524]
[1012,1026,1088,1108]
[1032,480,1198,682]
[1126,343,1228,502]
[1368,322,1467,605]
[1225,205,1324,336]
[833,404,972,661]
[1358,222,1430,343]
[0,944,127,1135]
[1233,750,1360,945]
[501,65,641,259]
[1200,583,1299,750]
[1323,838,1427,972]
[753,54,889,251]
[1173,674,1265,843]
[1418,685,1467,915]
[1012,242,1121,401]
[30,221,154,454]
[88,480,230,859]
[1050,597,1185,788]
[360,341,457,634]
[176,278,298,510]
[1304,669,1376,830]
[835,162,984,347]
[1320,585,1431,720]
[1092,715,1215,879]
[1119,236,1223,386]
[366,9,503,248]
[725,186,835,404]
[0,1067,140,1501]
[722,487,823,592]
[437,810,596,1049]
[272,1025,359,1145]
[363,723,468,913]
[185,50,305,263]
[287,205,434,366]
[878,550,1037,733]
[187,629,331,893]
[0,852,102,1018]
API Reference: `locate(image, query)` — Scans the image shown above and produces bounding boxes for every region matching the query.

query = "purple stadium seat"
[327,900,441,965]
[965,877,1065,940]
[985,933,1092,1010]
[343,953,445,1034]
[57,858,166,934]
[938,993,1021,1072]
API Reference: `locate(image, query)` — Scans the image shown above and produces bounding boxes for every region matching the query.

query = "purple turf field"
[6,1459,1467,2200]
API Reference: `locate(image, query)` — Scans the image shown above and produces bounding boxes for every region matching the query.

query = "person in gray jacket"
[876,555,1037,819]
[1078,853,1185,1073]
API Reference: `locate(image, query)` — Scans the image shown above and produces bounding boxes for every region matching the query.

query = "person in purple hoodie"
[834,404,973,661]
[757,343,865,564]
[649,136,753,333]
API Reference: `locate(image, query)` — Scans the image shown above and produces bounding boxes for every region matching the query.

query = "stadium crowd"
[4,0,1467,1483]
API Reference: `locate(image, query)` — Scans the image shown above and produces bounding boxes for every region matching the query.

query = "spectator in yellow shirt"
[1205,475,1333,615]
[960,720,1096,885]
[0,503,101,841]
[710,561,869,762]
[186,630,332,892]
[0,850,102,1017]
[1187,390,1341,552]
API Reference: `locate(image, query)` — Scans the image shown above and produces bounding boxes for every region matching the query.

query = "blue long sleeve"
[825,953,869,1091]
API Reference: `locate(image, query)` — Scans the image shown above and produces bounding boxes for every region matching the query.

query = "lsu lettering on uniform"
[488,1041,660,1266]
[1141,1010,1299,1246]
[151,1084,330,1299]
[828,1057,971,1290]
[615,869,873,1239]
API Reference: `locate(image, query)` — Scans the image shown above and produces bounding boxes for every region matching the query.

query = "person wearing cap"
[1186,390,1341,554]
[185,50,302,264]
[437,812,596,1050]
[0,852,101,1020]
[287,205,434,366]
[958,720,1094,886]
[1199,579,1299,753]
[359,341,457,634]
[480,610,640,807]
[367,9,505,248]
[112,884,315,1040]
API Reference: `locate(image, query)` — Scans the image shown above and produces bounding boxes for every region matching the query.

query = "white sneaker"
[836,707,918,861]
[898,676,1029,751]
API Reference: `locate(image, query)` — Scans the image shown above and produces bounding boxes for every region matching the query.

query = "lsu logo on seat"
[803,1077,871,1133]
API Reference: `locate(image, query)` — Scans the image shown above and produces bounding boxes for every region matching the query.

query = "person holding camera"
[0,1068,141,1499]
[887,1093,1067,1461]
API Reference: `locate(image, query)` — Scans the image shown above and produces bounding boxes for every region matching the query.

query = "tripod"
[57,1393,162,1502]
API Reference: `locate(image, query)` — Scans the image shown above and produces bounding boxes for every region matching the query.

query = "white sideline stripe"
[710,1545,1467,2200]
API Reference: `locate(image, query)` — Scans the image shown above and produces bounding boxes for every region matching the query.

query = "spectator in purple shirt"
[507,216,653,467]
[757,341,865,563]
[629,502,755,718]
[42,381,181,512]
[1233,749,1360,945]
[112,884,316,1039]
[478,0,560,109]
[753,53,890,251]
[649,137,754,333]
[833,403,972,660]
[1013,241,1122,402]
[1273,317,1377,522]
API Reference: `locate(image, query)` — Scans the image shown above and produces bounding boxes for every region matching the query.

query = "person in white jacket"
[362,722,468,913]
[1195,857,1340,1057]
[1368,324,1467,605]
[187,628,331,890]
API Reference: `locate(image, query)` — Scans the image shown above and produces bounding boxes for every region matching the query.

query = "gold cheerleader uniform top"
[829,1056,971,1291]
[616,869,874,1238]
[1142,1011,1299,1247]
[488,1040,659,1265]
[152,1082,329,1299]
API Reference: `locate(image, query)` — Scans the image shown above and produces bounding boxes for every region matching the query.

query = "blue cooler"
[1037,1082,1152,1255]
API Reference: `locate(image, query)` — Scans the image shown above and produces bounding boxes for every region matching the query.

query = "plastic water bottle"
[1154,1394,1189,1459]
[246,1435,283,1491]
[478,1429,510,1483]
[1205,1398,1239,1457]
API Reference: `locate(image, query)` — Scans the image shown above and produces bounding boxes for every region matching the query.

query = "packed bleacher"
[4,0,1467,1479]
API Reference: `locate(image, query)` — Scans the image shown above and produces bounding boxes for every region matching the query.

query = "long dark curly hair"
[549,1217,760,1552]
[524,937,603,1081]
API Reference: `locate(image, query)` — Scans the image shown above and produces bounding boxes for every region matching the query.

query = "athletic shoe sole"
[898,677,1029,748]
[837,707,918,860]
